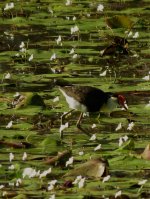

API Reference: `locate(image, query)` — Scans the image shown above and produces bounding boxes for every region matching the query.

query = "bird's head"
[117,94,128,110]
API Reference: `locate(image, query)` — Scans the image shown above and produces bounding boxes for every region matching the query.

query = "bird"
[59,85,128,137]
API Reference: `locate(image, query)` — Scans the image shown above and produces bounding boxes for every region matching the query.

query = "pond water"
[0,0,150,198]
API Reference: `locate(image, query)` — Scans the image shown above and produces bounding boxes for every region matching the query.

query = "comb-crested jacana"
[59,85,128,136]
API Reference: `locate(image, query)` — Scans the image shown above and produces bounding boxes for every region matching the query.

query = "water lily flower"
[99,70,107,77]
[127,122,135,131]
[16,178,22,186]
[73,16,76,21]
[78,177,85,188]
[9,153,14,162]
[4,2,14,11]
[50,53,56,61]
[133,32,139,38]
[66,156,74,167]
[69,48,75,54]
[48,180,57,191]
[119,137,123,147]
[71,25,79,34]
[89,134,96,141]
[0,185,5,189]
[115,190,122,198]
[6,121,13,129]
[73,175,82,184]
[115,122,122,131]
[103,175,111,183]
[4,72,11,79]
[72,53,78,59]
[94,144,101,151]
[39,167,52,178]
[79,151,84,156]
[56,35,62,45]
[66,0,72,6]
[49,194,55,199]
[97,4,104,12]
[19,41,25,49]
[22,152,27,161]
[91,123,96,128]
[22,167,39,178]
[8,164,15,170]
[138,179,147,185]
[28,54,34,61]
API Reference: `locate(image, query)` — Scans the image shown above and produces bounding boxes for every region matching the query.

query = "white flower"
[97,4,104,12]
[133,32,139,38]
[9,153,14,162]
[16,178,22,187]
[145,101,150,108]
[0,185,4,189]
[115,123,122,131]
[28,54,34,61]
[66,0,72,6]
[102,175,111,183]
[73,16,76,21]
[99,70,107,77]
[115,190,122,198]
[119,137,123,147]
[53,96,59,102]
[128,31,133,37]
[71,25,79,34]
[39,168,52,178]
[4,2,14,11]
[72,54,78,59]
[69,48,75,54]
[8,164,15,170]
[19,41,25,48]
[138,179,147,186]
[91,123,96,128]
[143,73,150,81]
[66,156,74,167]
[89,134,96,141]
[20,47,26,53]
[122,135,128,142]
[94,144,101,151]
[50,53,56,61]
[59,122,69,134]
[78,177,85,188]
[22,167,39,178]
[56,35,62,45]
[4,72,11,79]
[22,152,27,161]
[79,151,84,155]
[49,194,55,199]
[6,121,13,129]
[127,122,135,131]
[73,175,82,184]
[13,92,20,97]
[48,180,57,190]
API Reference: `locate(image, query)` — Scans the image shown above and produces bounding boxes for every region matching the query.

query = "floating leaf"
[106,15,134,29]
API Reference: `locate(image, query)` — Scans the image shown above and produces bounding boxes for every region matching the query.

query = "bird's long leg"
[76,112,83,128]
[76,113,91,137]
[61,109,75,125]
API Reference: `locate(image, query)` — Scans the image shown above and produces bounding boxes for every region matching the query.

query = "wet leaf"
[106,15,134,29]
